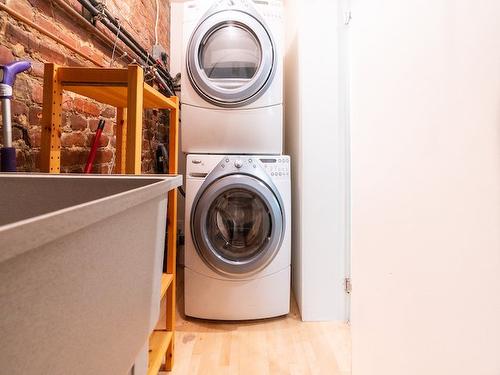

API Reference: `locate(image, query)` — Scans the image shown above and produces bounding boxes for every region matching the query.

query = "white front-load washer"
[181,0,284,155]
[185,154,291,320]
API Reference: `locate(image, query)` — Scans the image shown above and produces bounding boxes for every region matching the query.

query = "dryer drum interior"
[187,9,276,107]
[191,175,284,276]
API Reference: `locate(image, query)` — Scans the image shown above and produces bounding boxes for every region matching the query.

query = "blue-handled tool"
[1,60,31,172]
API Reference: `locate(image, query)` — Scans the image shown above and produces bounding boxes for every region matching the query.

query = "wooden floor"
[159,268,351,375]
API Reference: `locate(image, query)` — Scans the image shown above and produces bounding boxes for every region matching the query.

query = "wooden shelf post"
[115,107,127,174]
[40,63,63,173]
[126,65,144,175]
[165,96,179,371]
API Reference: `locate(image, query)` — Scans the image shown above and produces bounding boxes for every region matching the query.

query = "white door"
[350,1,500,374]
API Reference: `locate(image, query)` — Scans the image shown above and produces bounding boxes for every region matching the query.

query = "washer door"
[191,174,284,277]
[187,9,276,107]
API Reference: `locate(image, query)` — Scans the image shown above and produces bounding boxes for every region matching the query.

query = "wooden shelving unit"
[40,64,179,374]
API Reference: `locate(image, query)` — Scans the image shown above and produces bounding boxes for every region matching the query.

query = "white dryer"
[185,154,291,320]
[181,0,284,155]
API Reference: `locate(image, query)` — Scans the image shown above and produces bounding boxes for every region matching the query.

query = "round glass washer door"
[191,174,284,277]
[187,10,276,107]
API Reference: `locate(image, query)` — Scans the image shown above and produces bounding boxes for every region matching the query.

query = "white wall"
[284,0,349,321]
[350,0,500,374]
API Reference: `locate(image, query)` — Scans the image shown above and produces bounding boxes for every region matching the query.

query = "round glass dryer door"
[191,175,284,276]
[187,10,276,107]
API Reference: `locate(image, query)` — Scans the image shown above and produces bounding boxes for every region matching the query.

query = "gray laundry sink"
[0,174,182,375]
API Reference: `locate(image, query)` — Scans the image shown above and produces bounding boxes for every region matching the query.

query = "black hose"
[88,0,174,82]
[77,0,174,95]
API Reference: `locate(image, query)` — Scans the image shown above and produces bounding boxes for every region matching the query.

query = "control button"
[192,159,201,164]
[225,158,229,163]
[278,159,282,163]
[271,172,274,176]
[248,158,252,163]
[221,164,225,168]
[253,164,257,168]
[234,160,243,169]
[279,172,282,176]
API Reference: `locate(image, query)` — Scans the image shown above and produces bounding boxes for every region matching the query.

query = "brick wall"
[0,0,171,173]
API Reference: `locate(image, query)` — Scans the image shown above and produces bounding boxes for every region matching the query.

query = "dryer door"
[191,174,284,277]
[187,9,276,107]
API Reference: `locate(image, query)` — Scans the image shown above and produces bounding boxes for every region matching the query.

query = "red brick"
[101,106,116,118]
[30,60,44,78]
[12,43,26,57]
[31,81,43,104]
[36,41,67,65]
[66,56,86,68]
[74,98,101,116]
[85,131,109,148]
[1,0,171,173]
[67,113,87,131]
[12,77,30,101]
[98,133,110,148]
[62,94,73,111]
[28,106,42,125]
[27,126,41,148]
[67,165,84,173]
[12,100,29,117]
[27,0,55,15]
[61,148,88,167]
[11,126,23,142]
[89,118,113,134]
[0,45,14,65]
[37,16,62,40]
[8,0,35,21]
[15,149,34,171]
[61,132,86,148]
[95,149,113,164]
[95,163,110,174]
[5,23,39,52]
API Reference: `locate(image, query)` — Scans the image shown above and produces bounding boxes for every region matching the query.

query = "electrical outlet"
[152,44,167,62]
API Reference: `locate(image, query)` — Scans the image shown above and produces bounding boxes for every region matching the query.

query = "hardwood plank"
[148,331,173,375]
[160,268,351,375]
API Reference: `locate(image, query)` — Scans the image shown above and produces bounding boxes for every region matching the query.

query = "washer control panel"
[260,156,290,178]
[215,155,290,179]
[188,155,291,180]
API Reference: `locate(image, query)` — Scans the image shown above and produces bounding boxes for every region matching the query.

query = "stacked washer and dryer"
[181,0,290,320]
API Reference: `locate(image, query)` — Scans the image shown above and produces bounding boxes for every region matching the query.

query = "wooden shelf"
[41,64,179,175]
[63,83,177,109]
[160,273,174,299]
[57,66,178,110]
[147,331,173,375]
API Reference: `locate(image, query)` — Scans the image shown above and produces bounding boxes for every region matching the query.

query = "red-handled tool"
[84,119,105,173]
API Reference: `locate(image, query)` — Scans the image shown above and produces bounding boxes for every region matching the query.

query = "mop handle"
[1,61,32,91]
[1,60,31,172]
